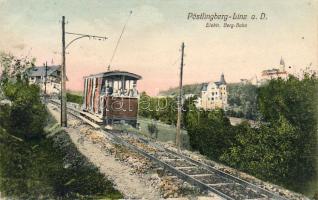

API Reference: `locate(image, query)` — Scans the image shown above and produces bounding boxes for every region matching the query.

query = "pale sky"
[0,0,317,95]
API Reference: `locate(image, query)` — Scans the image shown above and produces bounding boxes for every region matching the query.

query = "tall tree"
[0,52,47,140]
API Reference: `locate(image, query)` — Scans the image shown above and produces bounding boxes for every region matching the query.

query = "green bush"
[0,128,122,199]
[0,52,122,199]
[185,105,234,160]
[147,122,159,139]
[66,93,83,105]
[220,117,301,185]
[256,74,317,188]
[1,81,47,140]
[227,83,259,120]
[186,73,318,192]
[139,92,178,125]
[0,52,47,140]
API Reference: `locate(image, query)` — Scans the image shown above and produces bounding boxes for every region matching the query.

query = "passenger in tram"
[128,84,138,97]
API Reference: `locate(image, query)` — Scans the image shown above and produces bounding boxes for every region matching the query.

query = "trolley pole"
[176,42,185,153]
[61,16,67,127]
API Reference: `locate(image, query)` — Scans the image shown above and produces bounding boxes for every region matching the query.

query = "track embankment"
[47,103,163,199]
[46,102,310,200]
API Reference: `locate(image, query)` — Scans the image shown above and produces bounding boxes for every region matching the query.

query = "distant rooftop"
[26,65,61,77]
[261,68,287,76]
[201,73,226,91]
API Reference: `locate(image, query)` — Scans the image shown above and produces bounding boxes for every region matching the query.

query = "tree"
[220,116,301,185]
[186,72,317,192]
[138,92,152,118]
[0,52,47,140]
[139,92,178,125]
[0,52,35,82]
[185,105,234,160]
[227,83,259,120]
[147,122,159,139]
[257,73,317,188]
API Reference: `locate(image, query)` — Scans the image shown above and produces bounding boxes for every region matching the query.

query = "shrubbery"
[139,92,178,125]
[185,107,234,159]
[0,125,122,199]
[256,73,317,187]
[66,92,83,105]
[227,83,259,120]
[0,52,122,199]
[185,73,317,192]
[1,81,47,139]
[0,53,47,140]
[147,122,159,139]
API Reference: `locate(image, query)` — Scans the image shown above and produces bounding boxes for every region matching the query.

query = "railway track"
[48,99,290,200]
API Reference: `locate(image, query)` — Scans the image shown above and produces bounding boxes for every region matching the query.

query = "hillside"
[158,82,259,120]
[158,82,241,96]
[158,83,204,96]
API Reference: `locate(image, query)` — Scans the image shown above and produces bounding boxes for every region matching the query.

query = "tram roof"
[84,70,142,80]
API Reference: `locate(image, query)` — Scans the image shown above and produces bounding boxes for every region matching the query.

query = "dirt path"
[47,103,161,199]
[67,127,161,199]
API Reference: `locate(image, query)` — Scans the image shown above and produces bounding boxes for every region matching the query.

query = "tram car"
[82,70,142,127]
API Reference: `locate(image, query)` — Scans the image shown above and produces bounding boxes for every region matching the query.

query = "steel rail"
[47,99,290,200]
[112,125,289,200]
[164,148,288,200]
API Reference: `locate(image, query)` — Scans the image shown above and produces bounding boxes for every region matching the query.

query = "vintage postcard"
[0,0,317,199]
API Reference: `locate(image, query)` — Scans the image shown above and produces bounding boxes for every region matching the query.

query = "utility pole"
[44,61,48,96]
[176,42,185,153]
[61,16,67,127]
[59,16,108,127]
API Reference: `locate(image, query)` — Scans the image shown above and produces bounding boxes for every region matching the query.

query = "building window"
[212,97,214,100]
[212,92,214,95]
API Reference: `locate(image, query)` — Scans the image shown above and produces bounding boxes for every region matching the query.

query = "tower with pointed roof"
[279,57,285,72]
[220,73,226,84]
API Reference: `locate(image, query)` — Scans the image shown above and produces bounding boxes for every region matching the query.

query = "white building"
[260,57,288,83]
[199,73,228,110]
[26,65,61,95]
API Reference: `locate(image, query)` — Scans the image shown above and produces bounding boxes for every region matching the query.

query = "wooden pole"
[44,61,47,96]
[176,42,184,153]
[61,16,67,127]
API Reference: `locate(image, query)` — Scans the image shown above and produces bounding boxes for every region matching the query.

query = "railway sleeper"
[162,158,183,162]
[107,131,271,200]
[213,183,265,200]
[164,148,288,200]
[207,183,234,187]
[53,100,289,200]
[175,166,197,170]
[190,174,214,177]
